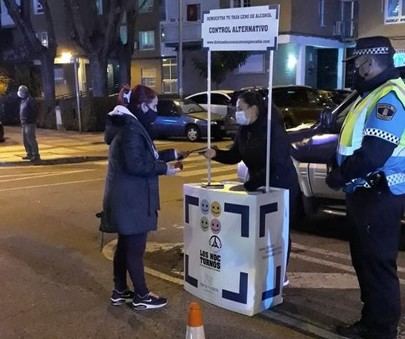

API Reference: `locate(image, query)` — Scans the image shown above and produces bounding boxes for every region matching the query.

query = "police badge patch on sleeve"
[376,103,396,121]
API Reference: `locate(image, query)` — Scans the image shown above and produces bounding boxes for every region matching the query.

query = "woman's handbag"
[96,211,117,251]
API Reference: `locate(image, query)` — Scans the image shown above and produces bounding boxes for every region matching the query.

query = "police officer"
[326,36,405,338]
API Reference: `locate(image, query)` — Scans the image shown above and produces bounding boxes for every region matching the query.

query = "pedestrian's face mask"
[140,97,158,124]
[235,99,258,125]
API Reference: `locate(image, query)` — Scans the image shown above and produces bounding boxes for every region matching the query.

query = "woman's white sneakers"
[132,292,168,310]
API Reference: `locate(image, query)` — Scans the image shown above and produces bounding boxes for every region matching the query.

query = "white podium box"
[183,182,289,316]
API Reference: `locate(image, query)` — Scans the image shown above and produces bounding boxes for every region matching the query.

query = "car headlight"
[210,121,218,125]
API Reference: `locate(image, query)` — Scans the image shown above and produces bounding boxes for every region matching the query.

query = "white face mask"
[235,110,250,125]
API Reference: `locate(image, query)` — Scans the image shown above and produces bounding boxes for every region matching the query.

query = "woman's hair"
[131,85,157,106]
[238,90,267,118]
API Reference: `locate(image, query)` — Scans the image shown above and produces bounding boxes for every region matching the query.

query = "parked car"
[185,90,238,137]
[152,95,227,142]
[230,85,333,129]
[236,91,357,212]
[185,90,234,117]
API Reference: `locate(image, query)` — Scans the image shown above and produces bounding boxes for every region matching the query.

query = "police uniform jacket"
[336,68,405,195]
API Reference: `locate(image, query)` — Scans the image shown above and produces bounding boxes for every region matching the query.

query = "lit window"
[319,0,325,27]
[120,12,127,44]
[96,0,103,15]
[162,58,177,93]
[187,4,200,21]
[54,67,64,82]
[33,0,44,15]
[384,0,405,24]
[230,0,250,7]
[141,68,157,88]
[139,31,155,50]
[394,51,405,66]
[36,31,48,47]
[138,0,153,13]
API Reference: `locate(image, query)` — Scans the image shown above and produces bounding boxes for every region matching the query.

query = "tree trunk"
[89,54,107,97]
[118,48,131,86]
[39,52,56,122]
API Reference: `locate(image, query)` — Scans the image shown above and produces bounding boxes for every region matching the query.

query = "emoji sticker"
[211,201,221,217]
[200,217,209,231]
[211,219,221,234]
[201,199,209,215]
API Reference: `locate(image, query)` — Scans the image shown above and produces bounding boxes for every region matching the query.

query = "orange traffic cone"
[186,302,206,339]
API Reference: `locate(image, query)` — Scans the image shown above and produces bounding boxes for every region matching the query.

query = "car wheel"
[185,125,201,142]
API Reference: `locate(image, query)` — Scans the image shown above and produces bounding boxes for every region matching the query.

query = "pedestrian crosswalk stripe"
[177,166,236,177]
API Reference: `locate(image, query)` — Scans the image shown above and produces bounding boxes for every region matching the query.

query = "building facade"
[161,0,358,95]
[357,0,405,67]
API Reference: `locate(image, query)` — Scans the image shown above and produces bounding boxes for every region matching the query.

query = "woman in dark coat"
[104,85,184,310]
[203,91,299,285]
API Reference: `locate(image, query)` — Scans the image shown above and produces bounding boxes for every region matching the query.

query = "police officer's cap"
[344,36,396,62]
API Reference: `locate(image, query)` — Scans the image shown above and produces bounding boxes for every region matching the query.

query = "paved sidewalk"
[0,126,108,166]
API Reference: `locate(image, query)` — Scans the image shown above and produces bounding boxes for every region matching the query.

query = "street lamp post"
[72,57,82,132]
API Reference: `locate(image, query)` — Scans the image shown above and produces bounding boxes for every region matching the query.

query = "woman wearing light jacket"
[103,85,186,310]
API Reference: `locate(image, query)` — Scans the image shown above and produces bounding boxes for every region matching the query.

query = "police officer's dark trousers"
[346,184,404,337]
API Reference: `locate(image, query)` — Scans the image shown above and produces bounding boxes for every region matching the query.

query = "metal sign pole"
[207,49,212,185]
[265,50,274,193]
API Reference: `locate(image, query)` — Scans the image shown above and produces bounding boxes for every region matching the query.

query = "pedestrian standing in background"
[326,36,405,339]
[202,90,300,286]
[17,85,40,162]
[104,84,188,310]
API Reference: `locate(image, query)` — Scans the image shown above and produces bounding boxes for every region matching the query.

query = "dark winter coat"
[19,96,38,124]
[214,105,299,194]
[103,106,176,235]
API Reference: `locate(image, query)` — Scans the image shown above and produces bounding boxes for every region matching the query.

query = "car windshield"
[173,99,206,114]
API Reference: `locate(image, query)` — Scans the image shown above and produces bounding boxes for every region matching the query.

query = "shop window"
[139,31,155,50]
[384,0,405,24]
[187,4,200,21]
[141,68,157,88]
[32,0,43,15]
[138,0,153,13]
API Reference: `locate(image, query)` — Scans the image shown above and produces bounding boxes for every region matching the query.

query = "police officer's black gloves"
[325,168,346,190]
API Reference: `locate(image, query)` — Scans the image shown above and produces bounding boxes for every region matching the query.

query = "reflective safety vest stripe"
[338,78,405,158]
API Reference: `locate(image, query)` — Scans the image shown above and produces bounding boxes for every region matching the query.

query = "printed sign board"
[202,6,279,51]
[184,183,289,316]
